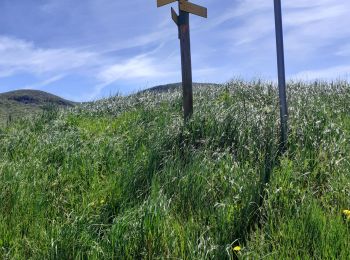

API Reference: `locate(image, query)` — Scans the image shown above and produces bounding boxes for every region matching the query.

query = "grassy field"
[0,81,349,259]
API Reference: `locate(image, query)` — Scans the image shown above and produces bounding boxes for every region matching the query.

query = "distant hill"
[141,82,221,93]
[0,89,75,125]
[0,84,222,125]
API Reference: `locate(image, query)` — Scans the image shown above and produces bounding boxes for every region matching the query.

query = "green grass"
[0,81,349,259]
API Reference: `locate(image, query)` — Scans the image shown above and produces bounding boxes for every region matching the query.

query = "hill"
[141,82,221,93]
[0,89,75,125]
[0,80,350,258]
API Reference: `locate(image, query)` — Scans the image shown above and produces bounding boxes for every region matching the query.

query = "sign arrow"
[157,0,177,8]
[179,1,207,18]
[156,0,207,120]
[171,7,179,25]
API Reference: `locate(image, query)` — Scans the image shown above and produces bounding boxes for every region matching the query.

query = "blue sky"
[1,0,350,101]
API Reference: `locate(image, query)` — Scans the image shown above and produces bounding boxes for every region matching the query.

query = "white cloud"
[89,53,178,99]
[228,14,273,46]
[208,0,350,80]
[23,74,65,90]
[2,0,350,100]
[283,1,350,57]
[207,0,270,29]
[292,65,350,80]
[0,36,98,77]
[98,56,160,84]
[0,35,179,98]
[284,3,347,27]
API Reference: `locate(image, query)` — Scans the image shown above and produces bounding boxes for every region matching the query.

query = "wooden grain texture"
[179,1,207,18]
[157,0,177,7]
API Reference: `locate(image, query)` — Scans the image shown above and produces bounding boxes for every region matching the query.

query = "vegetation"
[141,82,221,93]
[0,89,75,126]
[0,81,349,259]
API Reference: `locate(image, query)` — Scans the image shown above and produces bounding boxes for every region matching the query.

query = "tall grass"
[0,80,349,259]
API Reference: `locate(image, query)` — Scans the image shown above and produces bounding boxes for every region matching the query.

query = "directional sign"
[171,7,178,25]
[179,1,207,18]
[157,0,177,8]
[156,0,207,120]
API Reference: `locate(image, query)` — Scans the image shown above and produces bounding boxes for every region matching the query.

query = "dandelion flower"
[233,246,241,252]
[100,199,105,205]
[342,210,350,216]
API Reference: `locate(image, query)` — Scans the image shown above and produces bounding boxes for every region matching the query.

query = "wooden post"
[157,0,207,121]
[274,0,288,152]
[178,3,193,120]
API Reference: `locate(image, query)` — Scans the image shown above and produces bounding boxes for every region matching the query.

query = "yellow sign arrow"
[179,1,207,18]
[157,0,177,8]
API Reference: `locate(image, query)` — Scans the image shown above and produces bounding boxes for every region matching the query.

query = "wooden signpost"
[273,0,288,152]
[157,0,207,120]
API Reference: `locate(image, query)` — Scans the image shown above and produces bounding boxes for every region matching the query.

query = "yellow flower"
[233,246,241,252]
[100,199,105,205]
[342,209,350,216]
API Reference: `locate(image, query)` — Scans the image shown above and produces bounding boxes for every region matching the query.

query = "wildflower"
[343,210,350,216]
[100,199,105,205]
[233,246,241,252]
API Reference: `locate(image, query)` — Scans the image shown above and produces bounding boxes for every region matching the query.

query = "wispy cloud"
[98,56,161,84]
[206,0,350,81]
[207,0,270,29]
[283,1,350,57]
[23,74,66,90]
[0,35,179,99]
[2,0,350,100]
[90,52,178,99]
[292,65,350,80]
[0,36,98,77]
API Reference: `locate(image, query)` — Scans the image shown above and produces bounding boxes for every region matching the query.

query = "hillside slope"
[141,82,221,93]
[0,89,75,124]
[0,81,349,259]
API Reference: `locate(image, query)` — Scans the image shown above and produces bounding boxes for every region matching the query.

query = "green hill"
[0,89,75,125]
[0,81,349,259]
[141,82,221,93]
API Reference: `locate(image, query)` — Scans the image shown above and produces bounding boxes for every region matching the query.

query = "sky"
[1,0,350,101]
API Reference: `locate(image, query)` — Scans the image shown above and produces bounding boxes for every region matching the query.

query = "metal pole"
[274,0,288,152]
[178,2,193,121]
